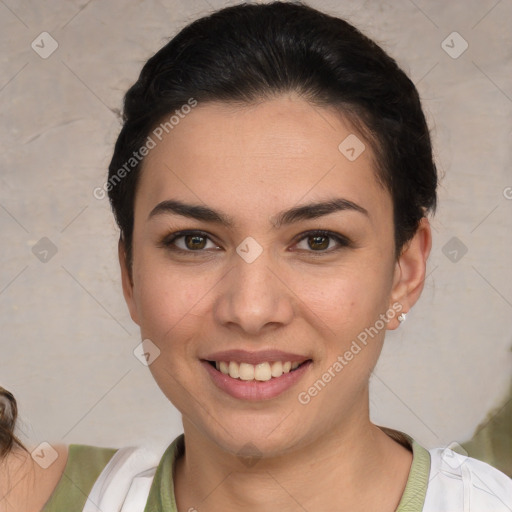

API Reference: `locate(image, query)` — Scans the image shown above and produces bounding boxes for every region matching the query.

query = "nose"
[213,245,295,336]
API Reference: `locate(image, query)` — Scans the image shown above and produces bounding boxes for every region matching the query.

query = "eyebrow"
[148,197,368,229]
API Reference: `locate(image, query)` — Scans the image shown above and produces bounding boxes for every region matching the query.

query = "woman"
[1,2,511,510]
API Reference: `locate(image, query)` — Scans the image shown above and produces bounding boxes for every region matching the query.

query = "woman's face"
[122,94,410,457]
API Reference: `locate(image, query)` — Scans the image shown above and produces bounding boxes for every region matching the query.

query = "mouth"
[200,353,313,401]
[205,359,311,381]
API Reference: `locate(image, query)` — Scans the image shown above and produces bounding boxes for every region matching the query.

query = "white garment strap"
[82,446,159,512]
[461,459,472,512]
[121,467,158,512]
[424,446,512,511]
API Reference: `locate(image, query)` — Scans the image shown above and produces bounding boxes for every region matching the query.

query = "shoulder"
[0,437,174,511]
[424,446,512,511]
[0,443,68,512]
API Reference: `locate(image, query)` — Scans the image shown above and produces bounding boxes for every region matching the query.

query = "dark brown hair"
[0,387,28,459]
[107,1,437,271]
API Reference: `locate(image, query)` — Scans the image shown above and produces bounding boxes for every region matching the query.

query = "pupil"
[186,235,206,250]
[310,235,328,250]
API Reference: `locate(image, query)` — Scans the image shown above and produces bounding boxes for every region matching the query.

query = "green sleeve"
[41,444,118,512]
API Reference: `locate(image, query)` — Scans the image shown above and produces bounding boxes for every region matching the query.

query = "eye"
[293,230,351,253]
[160,229,351,255]
[161,230,220,253]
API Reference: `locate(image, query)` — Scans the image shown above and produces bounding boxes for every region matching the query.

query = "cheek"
[133,255,217,348]
[133,265,210,403]
[297,261,393,336]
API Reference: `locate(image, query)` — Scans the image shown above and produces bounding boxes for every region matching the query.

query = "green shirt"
[42,444,118,511]
[42,428,431,511]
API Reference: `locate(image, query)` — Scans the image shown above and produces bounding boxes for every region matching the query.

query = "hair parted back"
[107,0,437,271]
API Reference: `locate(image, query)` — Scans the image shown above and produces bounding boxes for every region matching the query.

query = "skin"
[118,93,432,512]
[0,444,68,512]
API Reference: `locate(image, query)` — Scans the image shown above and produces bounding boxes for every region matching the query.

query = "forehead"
[136,94,390,225]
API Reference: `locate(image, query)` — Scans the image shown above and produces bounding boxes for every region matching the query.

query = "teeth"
[213,360,304,381]
[270,361,283,377]
[254,362,272,381]
[228,361,239,379]
[239,362,254,381]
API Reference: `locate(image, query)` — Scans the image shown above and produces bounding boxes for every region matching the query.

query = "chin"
[197,411,308,460]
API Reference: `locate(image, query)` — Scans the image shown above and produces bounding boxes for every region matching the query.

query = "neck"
[174,406,412,512]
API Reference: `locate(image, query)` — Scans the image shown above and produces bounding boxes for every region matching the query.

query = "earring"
[398,312,407,323]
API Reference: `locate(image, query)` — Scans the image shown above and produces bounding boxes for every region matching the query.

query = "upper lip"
[202,349,311,365]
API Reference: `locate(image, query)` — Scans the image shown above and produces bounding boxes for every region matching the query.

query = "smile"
[209,360,307,381]
[201,352,313,400]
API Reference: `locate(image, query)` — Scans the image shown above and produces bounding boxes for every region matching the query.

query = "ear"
[119,238,140,326]
[387,217,432,330]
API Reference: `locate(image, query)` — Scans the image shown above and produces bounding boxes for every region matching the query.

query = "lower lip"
[201,360,312,401]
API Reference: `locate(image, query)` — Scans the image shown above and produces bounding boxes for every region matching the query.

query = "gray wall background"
[1,0,511,454]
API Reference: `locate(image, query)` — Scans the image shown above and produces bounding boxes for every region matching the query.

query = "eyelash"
[160,229,352,256]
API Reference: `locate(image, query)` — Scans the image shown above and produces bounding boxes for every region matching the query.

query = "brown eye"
[184,234,207,250]
[294,230,351,253]
[161,230,219,253]
[308,234,330,251]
